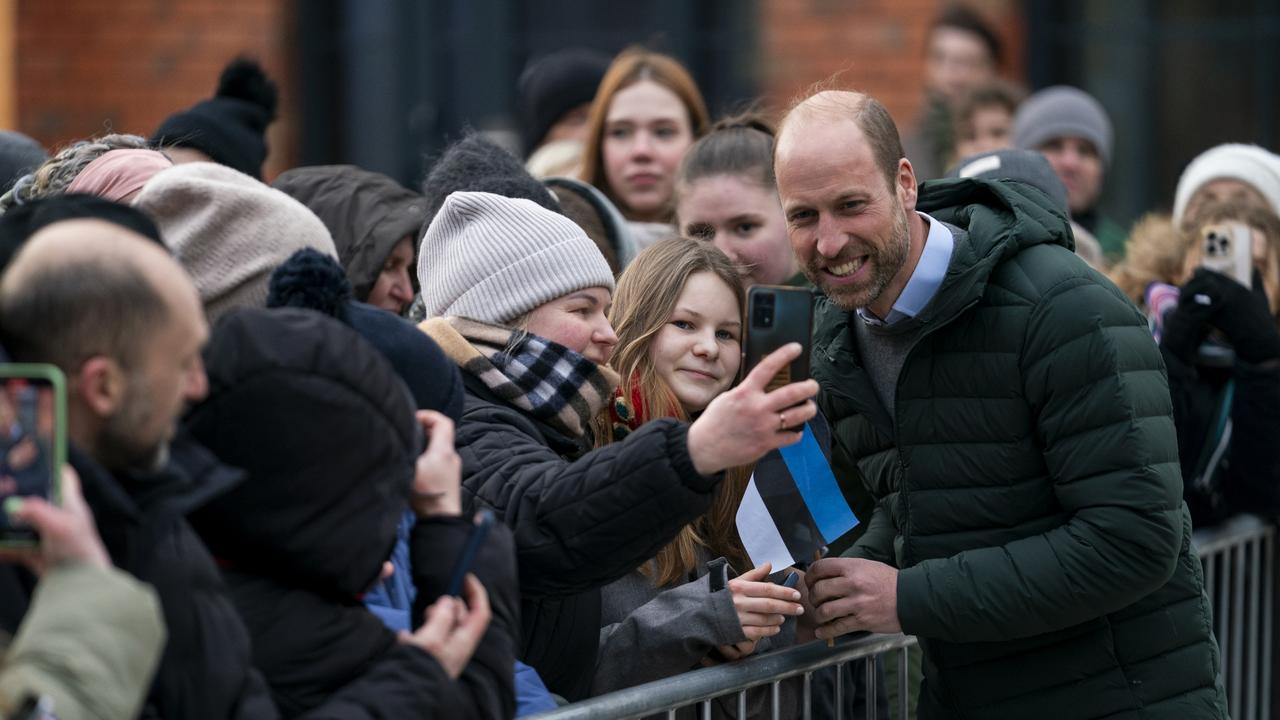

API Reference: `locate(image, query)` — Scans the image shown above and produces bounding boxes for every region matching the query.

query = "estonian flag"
[736,419,858,569]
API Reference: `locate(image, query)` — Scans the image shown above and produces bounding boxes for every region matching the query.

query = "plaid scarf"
[420,317,620,439]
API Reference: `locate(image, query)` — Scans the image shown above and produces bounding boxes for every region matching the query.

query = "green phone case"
[0,363,67,547]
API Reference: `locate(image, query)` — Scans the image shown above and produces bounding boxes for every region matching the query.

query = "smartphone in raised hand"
[1199,221,1254,288]
[0,364,66,547]
[742,286,813,393]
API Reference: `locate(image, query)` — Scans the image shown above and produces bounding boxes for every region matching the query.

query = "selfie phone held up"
[445,509,495,597]
[0,364,66,547]
[742,286,813,393]
[1199,221,1254,288]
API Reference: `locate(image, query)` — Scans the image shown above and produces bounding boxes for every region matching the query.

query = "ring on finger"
[778,411,787,430]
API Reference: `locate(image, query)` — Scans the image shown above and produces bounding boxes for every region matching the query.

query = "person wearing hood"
[777,90,1225,719]
[185,307,517,718]
[273,165,426,315]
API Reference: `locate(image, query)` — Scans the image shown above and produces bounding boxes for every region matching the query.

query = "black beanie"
[151,57,278,180]
[517,48,611,155]
[419,133,563,237]
[0,131,46,194]
[267,248,466,423]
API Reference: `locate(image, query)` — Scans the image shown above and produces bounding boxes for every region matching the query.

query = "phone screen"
[0,367,65,544]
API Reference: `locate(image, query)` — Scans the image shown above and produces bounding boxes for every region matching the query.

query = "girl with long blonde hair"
[589,236,806,716]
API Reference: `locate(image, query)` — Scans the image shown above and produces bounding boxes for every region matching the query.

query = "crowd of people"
[0,5,1272,719]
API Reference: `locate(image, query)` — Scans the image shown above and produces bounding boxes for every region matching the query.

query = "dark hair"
[953,79,1024,131]
[0,254,170,373]
[419,132,562,237]
[932,5,1002,66]
[676,113,777,195]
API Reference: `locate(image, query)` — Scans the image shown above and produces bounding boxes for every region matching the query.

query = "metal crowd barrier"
[533,515,1274,720]
[530,633,918,720]
[1193,513,1275,720]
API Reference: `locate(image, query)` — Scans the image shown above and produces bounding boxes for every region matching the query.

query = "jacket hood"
[186,307,417,599]
[910,177,1074,324]
[272,165,427,301]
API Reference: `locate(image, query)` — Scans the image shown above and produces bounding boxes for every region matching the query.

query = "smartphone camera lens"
[753,293,775,328]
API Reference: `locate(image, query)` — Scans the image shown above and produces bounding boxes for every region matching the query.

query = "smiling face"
[646,271,742,413]
[602,80,695,222]
[523,286,618,365]
[776,112,916,315]
[677,174,797,286]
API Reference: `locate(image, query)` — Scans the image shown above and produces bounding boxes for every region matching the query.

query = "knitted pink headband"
[65,149,173,203]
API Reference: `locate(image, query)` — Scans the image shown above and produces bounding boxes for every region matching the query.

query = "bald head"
[777,90,905,190]
[0,218,202,373]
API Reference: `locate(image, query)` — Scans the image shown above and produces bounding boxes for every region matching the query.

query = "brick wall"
[15,0,295,177]
[758,0,1024,132]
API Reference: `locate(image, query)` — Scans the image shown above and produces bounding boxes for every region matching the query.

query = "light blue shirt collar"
[857,211,955,327]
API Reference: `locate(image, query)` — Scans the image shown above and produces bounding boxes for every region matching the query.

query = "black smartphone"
[0,364,67,547]
[742,286,813,392]
[445,509,495,597]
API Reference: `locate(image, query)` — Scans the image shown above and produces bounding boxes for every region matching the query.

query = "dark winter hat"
[273,165,428,300]
[517,48,611,155]
[1013,85,1113,166]
[0,194,164,275]
[151,57,278,180]
[0,131,47,194]
[946,148,1070,216]
[187,306,416,598]
[420,132,562,237]
[267,248,465,422]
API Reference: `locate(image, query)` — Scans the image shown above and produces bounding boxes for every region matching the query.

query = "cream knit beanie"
[134,162,337,321]
[1172,143,1280,227]
[417,191,614,324]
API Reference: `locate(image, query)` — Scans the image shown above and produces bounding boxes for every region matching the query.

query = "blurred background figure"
[904,5,1003,181]
[579,48,709,251]
[519,47,612,178]
[1013,85,1125,261]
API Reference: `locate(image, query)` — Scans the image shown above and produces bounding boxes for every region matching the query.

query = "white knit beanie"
[417,191,615,325]
[134,162,338,321]
[1171,143,1280,227]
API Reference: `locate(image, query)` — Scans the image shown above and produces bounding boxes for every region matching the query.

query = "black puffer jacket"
[454,374,720,701]
[71,438,277,720]
[186,308,517,719]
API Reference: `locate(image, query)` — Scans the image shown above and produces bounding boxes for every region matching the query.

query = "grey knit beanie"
[417,190,614,325]
[1013,85,1113,166]
[134,161,338,322]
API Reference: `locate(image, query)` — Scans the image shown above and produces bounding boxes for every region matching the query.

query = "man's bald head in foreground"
[0,219,201,373]
[776,90,907,192]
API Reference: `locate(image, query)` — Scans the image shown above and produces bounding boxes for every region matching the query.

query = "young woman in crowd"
[1156,201,1280,527]
[673,116,802,288]
[579,48,709,250]
[415,190,817,701]
[588,236,807,716]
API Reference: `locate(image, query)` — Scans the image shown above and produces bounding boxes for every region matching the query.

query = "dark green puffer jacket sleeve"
[896,270,1186,643]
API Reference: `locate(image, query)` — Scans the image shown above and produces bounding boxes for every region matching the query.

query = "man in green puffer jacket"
[775,90,1226,719]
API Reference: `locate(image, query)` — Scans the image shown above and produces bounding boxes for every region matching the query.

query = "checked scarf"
[420,317,621,439]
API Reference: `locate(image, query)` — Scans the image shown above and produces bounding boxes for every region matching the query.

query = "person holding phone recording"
[416,191,817,701]
[1158,201,1280,527]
